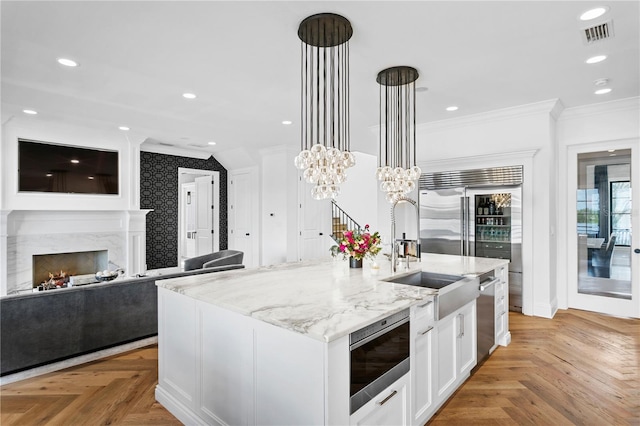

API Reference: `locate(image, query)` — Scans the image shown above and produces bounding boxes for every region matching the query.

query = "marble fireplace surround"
[0,210,150,296]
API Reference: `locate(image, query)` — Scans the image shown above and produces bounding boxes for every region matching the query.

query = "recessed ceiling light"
[118,126,130,131]
[46,173,53,177]
[23,109,38,115]
[71,159,80,164]
[445,106,459,112]
[580,7,608,21]
[282,120,293,125]
[595,88,612,95]
[88,176,94,180]
[57,58,78,67]
[182,93,196,99]
[208,141,217,146]
[608,149,615,152]
[586,55,607,64]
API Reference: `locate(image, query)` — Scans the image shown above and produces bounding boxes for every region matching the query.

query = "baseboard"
[0,336,158,386]
[532,298,558,319]
[155,384,209,425]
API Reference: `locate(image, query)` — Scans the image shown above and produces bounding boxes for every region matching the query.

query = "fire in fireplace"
[32,250,109,290]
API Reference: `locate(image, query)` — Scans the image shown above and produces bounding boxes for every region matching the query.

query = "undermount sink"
[383,271,480,320]
[383,271,464,289]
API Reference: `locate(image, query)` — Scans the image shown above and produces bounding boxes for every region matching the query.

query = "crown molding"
[418,149,539,173]
[558,97,640,121]
[140,143,214,160]
[416,99,562,133]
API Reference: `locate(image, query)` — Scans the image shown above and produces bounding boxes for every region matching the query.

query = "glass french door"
[569,143,639,318]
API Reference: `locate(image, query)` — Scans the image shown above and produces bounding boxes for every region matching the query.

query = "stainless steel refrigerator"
[418,166,523,312]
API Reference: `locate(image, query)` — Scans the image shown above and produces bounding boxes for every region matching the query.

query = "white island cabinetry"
[410,299,436,425]
[156,287,349,425]
[155,254,509,425]
[494,265,511,347]
[436,300,477,401]
[350,373,410,425]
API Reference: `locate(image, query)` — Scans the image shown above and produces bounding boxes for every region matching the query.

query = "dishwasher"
[474,271,500,371]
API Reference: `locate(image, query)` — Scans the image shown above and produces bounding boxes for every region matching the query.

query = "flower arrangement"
[330,224,382,261]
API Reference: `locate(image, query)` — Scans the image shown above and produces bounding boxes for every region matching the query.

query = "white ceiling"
[2,1,639,168]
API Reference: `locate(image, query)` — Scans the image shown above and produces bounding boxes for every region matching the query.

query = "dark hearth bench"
[0,265,244,376]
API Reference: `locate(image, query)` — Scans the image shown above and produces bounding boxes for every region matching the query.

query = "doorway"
[568,144,639,318]
[178,168,220,263]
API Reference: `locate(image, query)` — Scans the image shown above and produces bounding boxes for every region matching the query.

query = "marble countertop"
[158,253,508,343]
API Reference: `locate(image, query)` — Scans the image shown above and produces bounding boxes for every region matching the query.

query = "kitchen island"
[155,253,509,425]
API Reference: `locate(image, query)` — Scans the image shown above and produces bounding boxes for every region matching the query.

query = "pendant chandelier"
[294,13,355,200]
[376,66,422,203]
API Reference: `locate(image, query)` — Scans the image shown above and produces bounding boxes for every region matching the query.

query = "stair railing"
[331,201,362,243]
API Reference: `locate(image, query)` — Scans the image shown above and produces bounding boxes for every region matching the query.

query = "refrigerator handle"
[460,197,466,255]
[464,196,471,256]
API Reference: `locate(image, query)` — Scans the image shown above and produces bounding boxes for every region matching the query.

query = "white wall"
[1,118,143,211]
[409,100,562,317]
[555,97,640,310]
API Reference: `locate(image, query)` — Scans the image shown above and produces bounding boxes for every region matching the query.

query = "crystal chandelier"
[293,13,355,200]
[375,66,422,203]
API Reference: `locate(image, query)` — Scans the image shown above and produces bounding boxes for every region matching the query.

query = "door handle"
[377,390,398,406]
[419,326,433,336]
[635,248,640,254]
[245,233,250,236]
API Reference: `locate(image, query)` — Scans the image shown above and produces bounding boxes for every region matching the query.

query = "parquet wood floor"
[428,309,640,426]
[1,309,638,425]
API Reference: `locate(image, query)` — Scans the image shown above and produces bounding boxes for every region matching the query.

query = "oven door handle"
[349,317,410,351]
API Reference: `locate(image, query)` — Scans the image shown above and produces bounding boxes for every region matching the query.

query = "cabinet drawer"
[413,297,435,323]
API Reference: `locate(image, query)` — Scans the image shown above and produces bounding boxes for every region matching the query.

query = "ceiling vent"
[582,20,614,44]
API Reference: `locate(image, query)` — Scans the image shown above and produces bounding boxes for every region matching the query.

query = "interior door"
[569,144,639,318]
[195,175,214,256]
[181,182,196,258]
[230,170,255,267]
[298,176,330,261]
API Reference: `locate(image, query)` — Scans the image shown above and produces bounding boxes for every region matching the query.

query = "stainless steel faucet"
[391,196,421,273]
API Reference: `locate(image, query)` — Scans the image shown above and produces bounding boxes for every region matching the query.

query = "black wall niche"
[140,151,227,270]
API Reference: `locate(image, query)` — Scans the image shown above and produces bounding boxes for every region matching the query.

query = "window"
[577,188,599,236]
[610,181,631,246]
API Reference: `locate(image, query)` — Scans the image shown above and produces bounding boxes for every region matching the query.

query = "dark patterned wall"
[140,151,227,270]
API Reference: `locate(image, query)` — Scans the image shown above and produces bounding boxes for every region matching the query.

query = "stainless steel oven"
[349,308,410,414]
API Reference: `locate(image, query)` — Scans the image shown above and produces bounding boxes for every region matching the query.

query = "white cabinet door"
[412,323,435,423]
[198,302,253,426]
[435,300,477,404]
[436,312,457,398]
[457,302,477,376]
[494,266,511,347]
[350,373,409,426]
[411,299,436,425]
[157,288,197,411]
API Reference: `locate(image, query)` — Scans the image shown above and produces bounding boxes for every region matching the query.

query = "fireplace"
[1,210,150,296]
[32,250,109,289]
